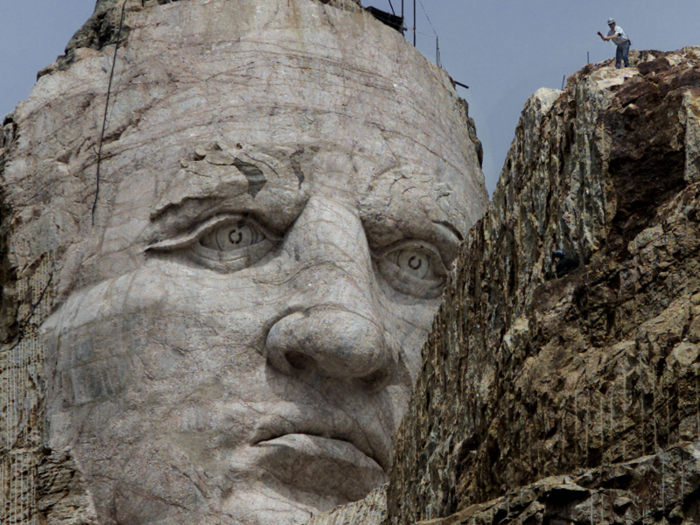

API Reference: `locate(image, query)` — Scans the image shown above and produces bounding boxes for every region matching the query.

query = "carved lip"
[251,414,391,471]
[252,433,388,502]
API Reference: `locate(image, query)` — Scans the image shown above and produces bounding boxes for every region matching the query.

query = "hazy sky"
[1,1,698,194]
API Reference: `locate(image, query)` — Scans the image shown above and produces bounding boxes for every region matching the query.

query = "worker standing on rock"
[598,18,631,69]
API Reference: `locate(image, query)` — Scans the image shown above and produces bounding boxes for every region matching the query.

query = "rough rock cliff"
[384,47,700,525]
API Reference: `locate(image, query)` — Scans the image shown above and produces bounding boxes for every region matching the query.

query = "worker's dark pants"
[615,41,630,68]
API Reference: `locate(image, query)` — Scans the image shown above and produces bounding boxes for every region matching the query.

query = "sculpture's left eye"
[199,220,264,251]
[376,241,447,299]
[388,248,432,280]
[147,215,277,273]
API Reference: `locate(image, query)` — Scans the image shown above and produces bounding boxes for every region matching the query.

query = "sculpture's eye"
[388,249,432,280]
[147,215,278,273]
[199,220,264,251]
[377,241,447,299]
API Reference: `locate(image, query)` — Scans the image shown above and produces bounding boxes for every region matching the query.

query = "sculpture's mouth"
[255,432,383,470]
[251,415,392,472]
[252,433,388,501]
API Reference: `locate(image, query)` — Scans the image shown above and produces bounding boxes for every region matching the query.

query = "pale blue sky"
[1,1,699,194]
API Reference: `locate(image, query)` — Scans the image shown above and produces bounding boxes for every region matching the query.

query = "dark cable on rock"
[92,0,128,225]
[413,0,416,46]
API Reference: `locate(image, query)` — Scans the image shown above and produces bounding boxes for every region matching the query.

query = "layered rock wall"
[386,47,700,524]
[306,485,387,525]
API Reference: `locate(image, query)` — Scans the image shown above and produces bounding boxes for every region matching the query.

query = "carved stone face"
[43,140,474,523]
[30,1,487,523]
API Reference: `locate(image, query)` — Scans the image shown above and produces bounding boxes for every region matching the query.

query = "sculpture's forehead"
[146,139,466,227]
[109,0,479,197]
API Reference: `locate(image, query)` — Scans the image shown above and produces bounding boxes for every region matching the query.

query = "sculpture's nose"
[266,307,391,380]
[263,196,393,384]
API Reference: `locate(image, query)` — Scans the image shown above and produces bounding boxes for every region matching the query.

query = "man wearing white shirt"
[598,18,631,69]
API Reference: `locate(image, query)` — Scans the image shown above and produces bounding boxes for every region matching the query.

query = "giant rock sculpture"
[0,0,488,523]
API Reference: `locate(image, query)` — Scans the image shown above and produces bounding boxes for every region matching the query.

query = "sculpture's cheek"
[44,264,277,452]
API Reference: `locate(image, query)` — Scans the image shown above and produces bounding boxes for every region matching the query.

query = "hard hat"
[552,250,565,259]
[607,18,615,25]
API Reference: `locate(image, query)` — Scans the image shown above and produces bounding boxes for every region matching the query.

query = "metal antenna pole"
[401,0,405,36]
[413,0,416,46]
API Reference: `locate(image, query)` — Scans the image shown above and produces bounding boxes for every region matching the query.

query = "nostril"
[285,351,314,371]
[358,369,390,390]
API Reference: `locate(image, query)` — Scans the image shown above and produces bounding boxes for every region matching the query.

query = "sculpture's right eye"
[147,215,278,273]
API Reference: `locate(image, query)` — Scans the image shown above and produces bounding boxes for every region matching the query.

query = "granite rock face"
[386,47,700,525]
[306,484,387,525]
[414,442,700,525]
[0,0,487,524]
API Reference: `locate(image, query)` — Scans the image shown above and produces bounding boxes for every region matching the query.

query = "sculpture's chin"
[219,435,388,524]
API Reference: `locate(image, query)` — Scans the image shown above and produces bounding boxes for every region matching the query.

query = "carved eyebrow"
[152,192,239,223]
[150,147,309,220]
[432,220,464,243]
[147,213,247,251]
[148,191,305,241]
[150,167,251,221]
[144,197,250,246]
[359,208,463,268]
